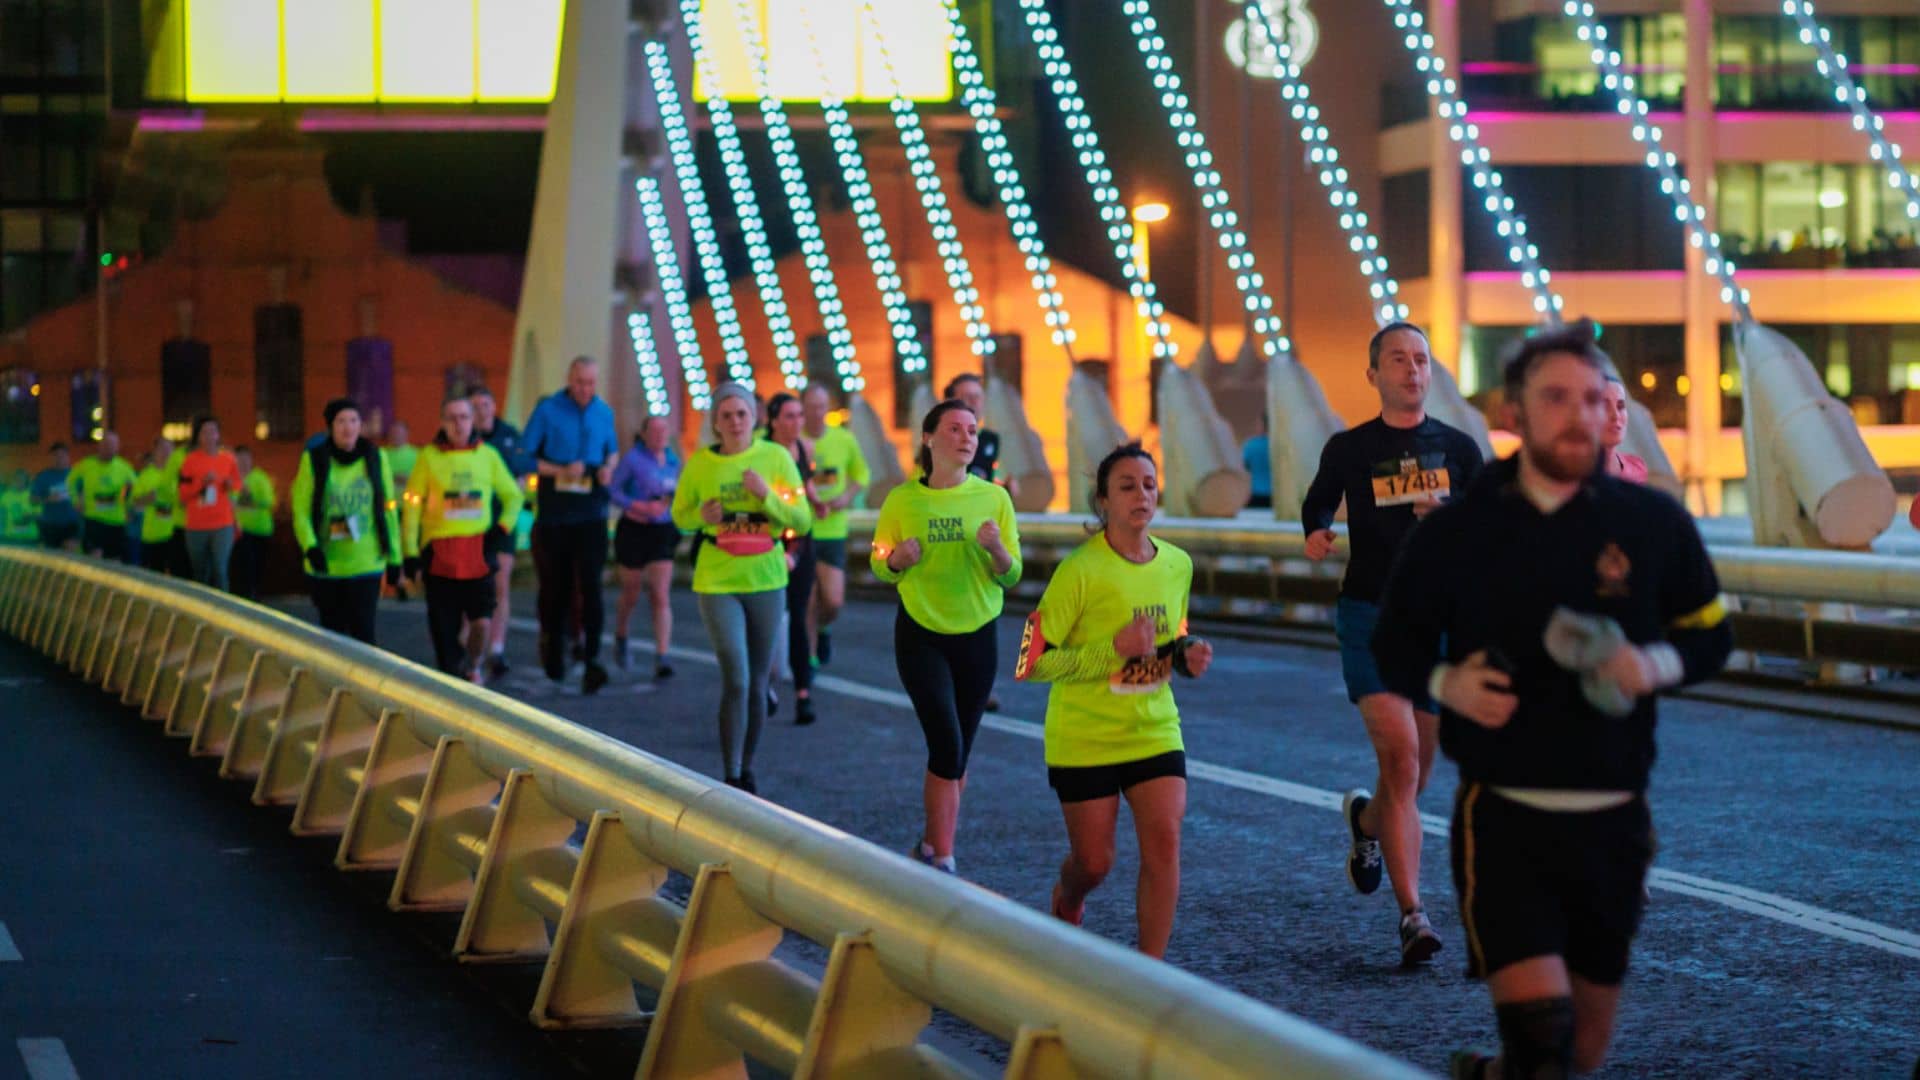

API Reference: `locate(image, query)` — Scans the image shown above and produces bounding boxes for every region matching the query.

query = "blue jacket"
[522,390,619,525]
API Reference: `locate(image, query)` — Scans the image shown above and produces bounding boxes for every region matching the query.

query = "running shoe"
[767,687,779,716]
[795,696,816,727]
[582,661,609,696]
[654,662,675,681]
[612,636,629,670]
[985,695,1001,713]
[737,769,756,795]
[1343,788,1383,895]
[911,839,939,867]
[816,630,833,666]
[487,655,510,681]
[1399,909,1443,966]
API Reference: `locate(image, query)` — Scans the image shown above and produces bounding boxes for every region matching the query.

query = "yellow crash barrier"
[0,549,1424,1080]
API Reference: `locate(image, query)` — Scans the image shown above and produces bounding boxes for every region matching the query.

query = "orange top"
[1909,494,1918,532]
[178,449,241,530]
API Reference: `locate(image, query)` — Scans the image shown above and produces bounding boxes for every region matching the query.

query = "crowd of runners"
[3,322,1737,1078]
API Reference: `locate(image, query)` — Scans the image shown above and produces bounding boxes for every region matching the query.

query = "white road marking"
[0,921,19,962]
[506,619,1920,961]
[16,1038,80,1080]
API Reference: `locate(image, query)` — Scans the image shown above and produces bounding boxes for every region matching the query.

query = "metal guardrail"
[0,549,1423,1080]
[845,512,1920,670]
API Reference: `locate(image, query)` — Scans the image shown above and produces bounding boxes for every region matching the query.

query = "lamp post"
[1131,200,1171,379]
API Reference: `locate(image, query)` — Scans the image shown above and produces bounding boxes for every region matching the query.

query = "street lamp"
[1131,201,1172,373]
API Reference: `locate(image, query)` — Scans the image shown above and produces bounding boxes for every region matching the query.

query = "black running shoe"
[582,661,609,696]
[1343,788,1383,895]
[655,661,675,681]
[737,769,757,795]
[816,630,832,666]
[795,696,815,726]
[985,695,1001,713]
[487,655,510,681]
[1399,909,1443,966]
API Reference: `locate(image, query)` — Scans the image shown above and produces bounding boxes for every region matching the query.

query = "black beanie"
[322,398,361,428]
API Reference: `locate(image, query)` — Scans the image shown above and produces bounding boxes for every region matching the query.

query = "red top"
[178,449,241,530]
[1608,451,1648,485]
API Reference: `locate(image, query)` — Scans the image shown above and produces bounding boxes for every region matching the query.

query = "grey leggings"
[695,588,785,780]
[184,526,235,592]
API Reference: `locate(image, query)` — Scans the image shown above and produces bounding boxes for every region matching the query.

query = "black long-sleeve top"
[1300,416,1484,603]
[1372,455,1733,792]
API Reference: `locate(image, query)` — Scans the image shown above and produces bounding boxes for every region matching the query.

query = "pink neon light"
[297,112,546,132]
[134,113,206,132]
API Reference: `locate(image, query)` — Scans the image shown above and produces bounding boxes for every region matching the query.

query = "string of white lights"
[936,0,1077,355]
[1379,0,1565,321]
[792,7,918,386]
[641,39,752,387]
[624,308,674,418]
[1013,0,1176,358]
[678,0,805,388]
[635,174,713,412]
[1780,0,1919,223]
[1245,0,1407,326]
[1562,2,1752,322]
[857,0,995,364]
[727,0,860,392]
[1122,0,1288,358]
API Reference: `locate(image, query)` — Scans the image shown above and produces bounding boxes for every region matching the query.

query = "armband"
[1170,635,1200,678]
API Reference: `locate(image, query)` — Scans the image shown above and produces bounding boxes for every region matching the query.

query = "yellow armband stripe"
[1670,596,1727,631]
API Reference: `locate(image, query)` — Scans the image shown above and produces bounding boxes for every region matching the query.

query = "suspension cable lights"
[635,174,714,413]
[724,0,862,393]
[641,39,752,387]
[624,308,675,418]
[857,0,995,368]
[1012,0,1176,359]
[678,0,804,389]
[1244,0,1408,327]
[1380,0,1566,321]
[1780,0,1919,223]
[1121,0,1289,359]
[1561,2,1752,322]
[789,5,923,388]
[936,0,1078,356]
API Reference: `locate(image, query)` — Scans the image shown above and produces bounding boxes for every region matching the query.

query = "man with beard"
[1372,324,1730,1079]
[1302,321,1483,966]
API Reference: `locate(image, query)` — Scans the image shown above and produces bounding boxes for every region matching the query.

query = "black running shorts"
[1450,783,1654,987]
[1048,750,1188,804]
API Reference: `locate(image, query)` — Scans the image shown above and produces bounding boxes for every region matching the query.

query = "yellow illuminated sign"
[171,0,563,103]
[695,0,954,104]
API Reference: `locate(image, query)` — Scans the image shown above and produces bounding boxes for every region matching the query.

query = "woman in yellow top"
[870,399,1021,876]
[671,382,812,794]
[1014,444,1213,958]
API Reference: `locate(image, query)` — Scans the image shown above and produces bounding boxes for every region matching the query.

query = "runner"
[1302,320,1484,966]
[765,392,820,726]
[1371,324,1730,1078]
[230,445,278,600]
[31,441,77,549]
[871,398,1021,874]
[522,357,620,694]
[609,415,682,680]
[471,386,533,680]
[129,438,177,572]
[672,382,811,793]
[0,469,37,546]
[385,420,421,599]
[801,383,867,669]
[29,443,77,552]
[176,418,242,590]
[945,373,1012,712]
[1601,376,1648,483]
[1016,443,1207,957]
[402,395,524,680]
[68,432,136,562]
[291,399,403,644]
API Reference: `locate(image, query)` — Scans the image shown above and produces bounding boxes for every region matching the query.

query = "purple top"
[609,444,679,524]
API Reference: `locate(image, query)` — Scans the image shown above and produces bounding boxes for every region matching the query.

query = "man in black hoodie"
[1372,324,1731,1079]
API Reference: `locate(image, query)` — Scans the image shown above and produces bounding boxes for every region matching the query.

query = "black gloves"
[384,564,402,589]
[304,548,327,575]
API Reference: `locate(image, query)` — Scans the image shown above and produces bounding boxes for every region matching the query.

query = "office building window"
[1717,16,1920,111]
[1726,324,1920,428]
[253,304,304,441]
[1717,162,1920,269]
[0,368,40,445]
[1471,15,1685,112]
[160,338,212,441]
[1463,167,1684,272]
[1463,324,1685,428]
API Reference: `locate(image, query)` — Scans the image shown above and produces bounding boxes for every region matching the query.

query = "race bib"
[1110,653,1173,695]
[200,484,219,507]
[1370,457,1450,508]
[554,474,593,495]
[443,491,486,522]
[328,515,365,543]
[94,494,116,508]
[715,513,774,556]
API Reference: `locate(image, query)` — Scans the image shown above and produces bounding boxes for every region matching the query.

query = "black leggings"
[894,607,997,781]
[786,535,816,693]
[310,573,381,645]
[534,521,609,677]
